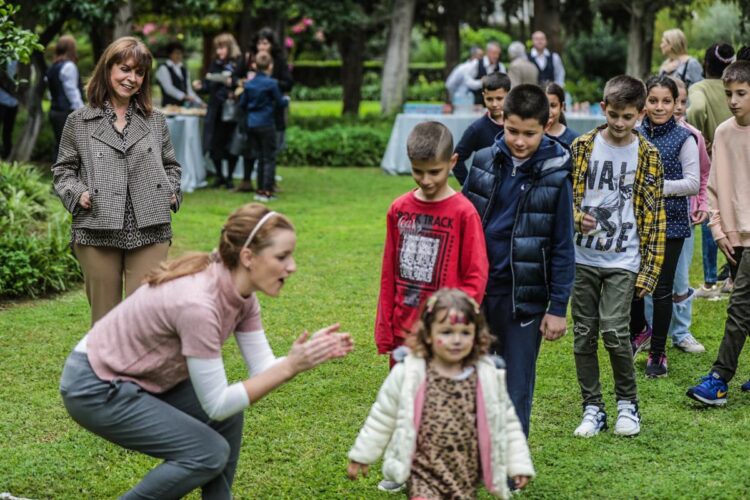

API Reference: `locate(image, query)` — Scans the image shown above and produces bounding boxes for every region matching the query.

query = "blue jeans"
[645,229,694,344]
[483,293,543,437]
[701,221,718,285]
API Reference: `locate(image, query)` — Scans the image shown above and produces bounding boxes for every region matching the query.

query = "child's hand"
[717,237,737,265]
[540,313,566,341]
[347,461,368,480]
[581,213,597,233]
[513,475,530,489]
[635,286,648,299]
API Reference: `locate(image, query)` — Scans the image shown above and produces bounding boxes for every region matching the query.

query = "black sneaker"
[645,352,668,378]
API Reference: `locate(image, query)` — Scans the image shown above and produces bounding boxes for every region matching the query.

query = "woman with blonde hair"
[194,32,243,188]
[52,36,182,326]
[60,203,353,499]
[659,28,703,87]
[47,34,85,160]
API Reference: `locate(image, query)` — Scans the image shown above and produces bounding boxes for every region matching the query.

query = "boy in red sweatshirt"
[374,121,489,366]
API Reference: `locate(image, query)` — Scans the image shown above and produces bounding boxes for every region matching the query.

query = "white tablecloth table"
[381,112,483,175]
[380,112,607,175]
[165,115,208,193]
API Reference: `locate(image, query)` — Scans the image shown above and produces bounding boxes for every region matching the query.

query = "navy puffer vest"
[638,117,692,239]
[464,140,571,317]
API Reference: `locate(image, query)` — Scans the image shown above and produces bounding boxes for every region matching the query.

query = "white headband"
[243,211,277,249]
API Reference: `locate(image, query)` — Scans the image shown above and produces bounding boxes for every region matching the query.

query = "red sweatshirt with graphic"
[374,191,489,354]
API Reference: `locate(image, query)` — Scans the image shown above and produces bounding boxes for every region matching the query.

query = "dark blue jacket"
[463,134,574,318]
[453,113,504,185]
[239,72,288,129]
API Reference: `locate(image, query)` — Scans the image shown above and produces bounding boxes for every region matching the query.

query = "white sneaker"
[573,405,607,437]
[721,278,734,294]
[694,284,722,300]
[674,334,706,353]
[613,400,640,436]
[377,480,405,493]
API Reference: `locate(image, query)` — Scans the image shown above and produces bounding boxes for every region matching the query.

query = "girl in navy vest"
[631,75,700,377]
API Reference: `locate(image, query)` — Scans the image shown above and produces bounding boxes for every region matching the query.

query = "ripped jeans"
[572,264,638,409]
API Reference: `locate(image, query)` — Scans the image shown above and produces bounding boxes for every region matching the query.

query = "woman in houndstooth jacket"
[52,36,182,326]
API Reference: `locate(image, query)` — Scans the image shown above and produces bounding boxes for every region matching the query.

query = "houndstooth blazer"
[52,105,182,230]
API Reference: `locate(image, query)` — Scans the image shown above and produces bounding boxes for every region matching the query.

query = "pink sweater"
[87,262,262,393]
[679,119,710,215]
[708,118,750,247]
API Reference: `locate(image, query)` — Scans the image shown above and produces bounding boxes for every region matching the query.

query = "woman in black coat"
[194,33,242,188]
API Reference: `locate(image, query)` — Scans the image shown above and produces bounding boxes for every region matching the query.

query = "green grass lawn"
[1,167,748,499]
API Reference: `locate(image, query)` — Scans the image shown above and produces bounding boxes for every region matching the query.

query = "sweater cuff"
[547,300,568,318]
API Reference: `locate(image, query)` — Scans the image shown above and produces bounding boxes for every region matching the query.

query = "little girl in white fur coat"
[347,289,534,499]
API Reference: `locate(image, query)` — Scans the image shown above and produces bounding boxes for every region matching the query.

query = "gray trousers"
[60,351,243,499]
[572,264,638,409]
[712,247,750,382]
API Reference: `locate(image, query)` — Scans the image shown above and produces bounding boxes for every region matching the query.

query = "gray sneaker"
[694,284,722,300]
[378,480,405,493]
[721,278,734,294]
[674,333,706,353]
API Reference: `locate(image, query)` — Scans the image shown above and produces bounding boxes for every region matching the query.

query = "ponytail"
[144,252,216,286]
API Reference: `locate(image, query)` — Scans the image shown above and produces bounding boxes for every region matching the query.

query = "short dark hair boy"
[462,83,575,437]
[452,73,511,185]
[503,83,550,125]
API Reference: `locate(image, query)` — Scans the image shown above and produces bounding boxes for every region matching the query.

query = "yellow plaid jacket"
[570,126,666,293]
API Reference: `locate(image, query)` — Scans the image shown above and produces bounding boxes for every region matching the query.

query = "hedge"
[291,78,446,102]
[279,123,390,167]
[292,60,445,88]
[0,162,81,299]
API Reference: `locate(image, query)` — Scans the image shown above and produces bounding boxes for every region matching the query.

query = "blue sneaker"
[686,372,728,406]
[741,379,750,392]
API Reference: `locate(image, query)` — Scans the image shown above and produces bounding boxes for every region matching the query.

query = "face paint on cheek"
[436,339,443,345]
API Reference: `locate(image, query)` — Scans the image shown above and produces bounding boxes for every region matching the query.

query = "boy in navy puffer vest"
[463,84,575,437]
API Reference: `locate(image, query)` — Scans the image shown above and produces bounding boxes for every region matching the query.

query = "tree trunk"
[380,0,417,115]
[533,0,562,53]
[238,0,255,53]
[10,51,46,162]
[441,0,461,80]
[113,0,134,39]
[625,1,656,79]
[90,24,114,62]
[338,32,366,116]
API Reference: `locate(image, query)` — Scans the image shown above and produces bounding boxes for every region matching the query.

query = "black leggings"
[630,238,684,355]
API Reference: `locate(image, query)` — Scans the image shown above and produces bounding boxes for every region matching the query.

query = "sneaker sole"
[646,372,668,378]
[686,390,727,406]
[377,485,405,493]
[573,422,607,438]
[613,427,640,437]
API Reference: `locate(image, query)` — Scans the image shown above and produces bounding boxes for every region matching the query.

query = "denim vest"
[638,117,692,239]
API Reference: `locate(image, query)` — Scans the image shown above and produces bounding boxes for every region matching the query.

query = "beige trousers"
[73,242,170,326]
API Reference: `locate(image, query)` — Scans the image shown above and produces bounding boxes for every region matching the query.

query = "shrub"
[291,78,445,103]
[0,162,81,299]
[292,60,444,88]
[279,124,390,167]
